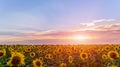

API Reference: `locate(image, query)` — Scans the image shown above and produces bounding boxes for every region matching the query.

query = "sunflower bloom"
[0,49,6,58]
[107,51,119,60]
[33,59,43,67]
[68,56,73,63]
[105,46,110,51]
[57,48,62,54]
[114,46,119,51]
[80,52,88,60]
[45,54,53,59]
[25,48,31,52]
[110,65,118,67]
[102,54,108,60]
[39,57,43,61]
[53,50,57,55]
[60,63,66,67]
[7,52,25,66]
[30,52,36,58]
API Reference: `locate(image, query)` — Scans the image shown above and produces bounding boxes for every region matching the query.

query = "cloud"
[77,19,118,31]
[95,24,120,31]
[92,19,115,23]
[0,27,120,44]
[16,28,120,38]
[95,19,118,26]
[10,18,120,43]
[80,19,116,27]
[0,18,119,44]
[5,29,120,44]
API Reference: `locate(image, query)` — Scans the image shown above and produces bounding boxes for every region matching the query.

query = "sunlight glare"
[73,35,90,41]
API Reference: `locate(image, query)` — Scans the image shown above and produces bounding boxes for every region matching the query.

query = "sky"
[0,0,120,44]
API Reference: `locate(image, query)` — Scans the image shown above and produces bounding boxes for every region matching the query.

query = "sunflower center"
[62,65,66,67]
[0,52,4,56]
[30,52,35,57]
[11,56,21,65]
[31,53,34,56]
[35,61,41,66]
[82,54,86,58]
[110,52,117,59]
[106,48,109,50]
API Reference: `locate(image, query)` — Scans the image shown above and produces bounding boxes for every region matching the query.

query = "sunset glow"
[73,35,90,41]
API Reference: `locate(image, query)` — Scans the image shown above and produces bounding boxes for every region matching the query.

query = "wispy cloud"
[95,24,120,31]
[80,19,116,27]
[77,19,118,31]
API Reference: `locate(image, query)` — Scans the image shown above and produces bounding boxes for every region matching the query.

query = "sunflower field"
[0,44,120,67]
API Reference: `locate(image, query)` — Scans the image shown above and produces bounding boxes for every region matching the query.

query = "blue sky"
[0,0,120,44]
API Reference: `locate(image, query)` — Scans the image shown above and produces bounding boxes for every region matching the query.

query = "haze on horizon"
[0,0,120,44]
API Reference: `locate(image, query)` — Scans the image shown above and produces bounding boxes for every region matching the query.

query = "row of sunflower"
[0,45,120,67]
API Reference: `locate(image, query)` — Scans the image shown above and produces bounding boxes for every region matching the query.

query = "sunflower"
[80,52,88,60]
[114,46,119,51]
[68,56,73,63]
[25,48,31,52]
[60,63,66,67]
[38,50,42,54]
[104,46,110,51]
[33,58,43,67]
[0,49,6,58]
[7,52,25,66]
[110,65,118,67]
[30,52,36,58]
[39,57,43,61]
[79,48,84,52]
[96,49,102,54]
[118,46,120,50]
[71,47,77,53]
[57,48,62,54]
[45,54,53,59]
[8,47,14,52]
[66,49,71,55]
[53,50,57,55]
[21,50,26,54]
[107,51,119,60]
[102,54,108,60]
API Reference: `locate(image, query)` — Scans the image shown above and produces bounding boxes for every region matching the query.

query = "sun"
[73,35,89,41]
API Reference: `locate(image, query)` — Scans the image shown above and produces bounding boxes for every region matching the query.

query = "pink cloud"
[95,24,120,30]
